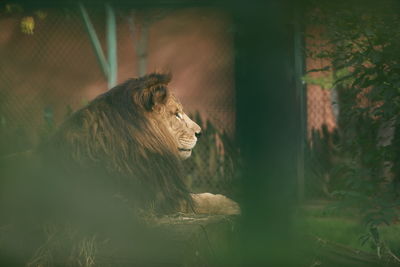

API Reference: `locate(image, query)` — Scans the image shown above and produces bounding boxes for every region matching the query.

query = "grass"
[300,200,400,257]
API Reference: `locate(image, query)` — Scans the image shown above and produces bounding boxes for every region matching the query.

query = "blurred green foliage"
[306,0,400,260]
[302,69,352,90]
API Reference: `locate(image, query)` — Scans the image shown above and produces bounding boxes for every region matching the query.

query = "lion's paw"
[191,193,240,215]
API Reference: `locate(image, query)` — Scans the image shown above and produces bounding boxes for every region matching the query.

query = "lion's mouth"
[178,148,192,152]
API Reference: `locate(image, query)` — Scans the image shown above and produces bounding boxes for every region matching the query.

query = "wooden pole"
[234,1,298,265]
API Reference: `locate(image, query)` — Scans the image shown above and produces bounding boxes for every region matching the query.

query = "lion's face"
[157,95,201,159]
[130,73,201,160]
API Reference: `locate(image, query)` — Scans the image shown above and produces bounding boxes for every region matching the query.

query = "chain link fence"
[304,31,338,197]
[306,83,337,136]
[0,7,236,195]
[305,28,337,137]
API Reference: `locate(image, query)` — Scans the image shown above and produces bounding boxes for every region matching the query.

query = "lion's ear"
[143,73,172,88]
[132,73,171,111]
[140,85,169,111]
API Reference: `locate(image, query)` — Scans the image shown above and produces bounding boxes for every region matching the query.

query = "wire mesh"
[305,27,337,137]
[306,83,336,136]
[0,7,236,195]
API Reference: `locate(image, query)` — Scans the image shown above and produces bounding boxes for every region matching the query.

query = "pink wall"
[0,8,235,146]
[305,26,336,137]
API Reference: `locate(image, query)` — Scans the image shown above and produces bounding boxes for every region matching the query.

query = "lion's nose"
[195,131,202,139]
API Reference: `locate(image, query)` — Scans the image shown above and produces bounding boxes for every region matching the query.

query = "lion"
[35,73,239,216]
[0,73,240,265]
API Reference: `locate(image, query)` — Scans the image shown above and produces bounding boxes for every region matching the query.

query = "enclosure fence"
[0,6,236,195]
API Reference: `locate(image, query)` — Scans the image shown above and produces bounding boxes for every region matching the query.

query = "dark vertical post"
[234,1,298,265]
[293,11,306,203]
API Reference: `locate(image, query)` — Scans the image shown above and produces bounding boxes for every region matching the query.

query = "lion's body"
[0,73,240,265]
[39,74,198,214]
[2,73,239,228]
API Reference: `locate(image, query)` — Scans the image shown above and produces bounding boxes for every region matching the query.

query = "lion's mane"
[39,73,193,214]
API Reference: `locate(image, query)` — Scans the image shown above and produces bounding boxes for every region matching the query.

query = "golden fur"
[0,73,240,267]
[38,73,239,215]
[39,73,194,213]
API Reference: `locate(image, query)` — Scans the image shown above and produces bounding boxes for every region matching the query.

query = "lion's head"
[150,94,201,160]
[41,73,200,213]
[129,72,201,160]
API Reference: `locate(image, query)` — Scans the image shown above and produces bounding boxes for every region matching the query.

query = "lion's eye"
[175,112,183,120]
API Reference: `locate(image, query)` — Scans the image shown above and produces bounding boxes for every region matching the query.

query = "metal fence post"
[79,3,117,89]
[78,3,109,80]
[105,3,117,88]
